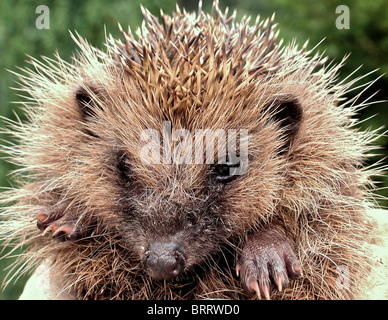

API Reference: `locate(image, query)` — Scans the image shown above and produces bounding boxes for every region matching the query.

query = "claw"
[31,210,48,223]
[261,282,271,300]
[36,214,48,224]
[292,263,303,277]
[274,276,283,292]
[32,202,82,242]
[236,263,241,277]
[33,205,67,231]
[52,224,75,239]
[249,278,261,300]
[42,224,57,236]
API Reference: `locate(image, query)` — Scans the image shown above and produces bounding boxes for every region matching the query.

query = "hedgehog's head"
[14,4,308,283]
[74,82,303,280]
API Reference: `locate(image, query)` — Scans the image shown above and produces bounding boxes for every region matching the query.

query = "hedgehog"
[0,1,384,300]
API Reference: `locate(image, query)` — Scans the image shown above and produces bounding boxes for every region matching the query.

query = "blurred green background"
[0,0,387,299]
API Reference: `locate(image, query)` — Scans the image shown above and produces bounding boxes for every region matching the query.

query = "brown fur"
[0,1,384,299]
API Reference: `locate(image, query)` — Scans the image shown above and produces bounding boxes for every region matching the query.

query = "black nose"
[143,241,186,280]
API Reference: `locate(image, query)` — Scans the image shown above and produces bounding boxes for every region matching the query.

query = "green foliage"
[0,0,387,299]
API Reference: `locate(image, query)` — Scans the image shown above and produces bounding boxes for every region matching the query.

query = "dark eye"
[117,152,132,184]
[214,161,240,183]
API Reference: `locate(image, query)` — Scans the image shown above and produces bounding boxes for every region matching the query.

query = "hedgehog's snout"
[143,241,186,280]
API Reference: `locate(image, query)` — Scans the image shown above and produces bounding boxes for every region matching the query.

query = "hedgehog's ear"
[75,86,102,120]
[268,94,303,149]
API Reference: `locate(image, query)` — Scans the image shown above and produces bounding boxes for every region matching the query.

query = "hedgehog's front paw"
[236,228,302,300]
[33,202,80,241]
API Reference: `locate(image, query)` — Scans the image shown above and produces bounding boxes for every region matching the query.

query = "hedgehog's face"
[73,83,303,280]
[112,140,243,280]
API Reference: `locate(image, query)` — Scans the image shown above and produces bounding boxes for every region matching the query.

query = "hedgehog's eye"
[214,161,240,183]
[117,152,132,184]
